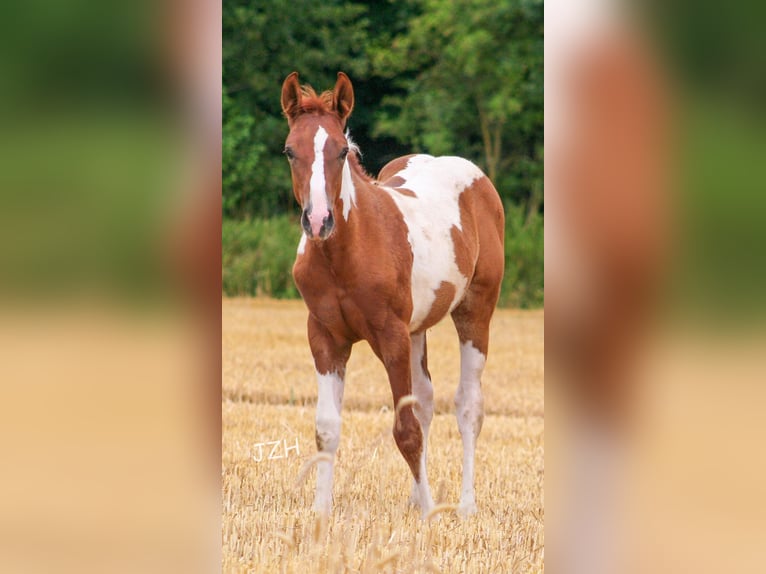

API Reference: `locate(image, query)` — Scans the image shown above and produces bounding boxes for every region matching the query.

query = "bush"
[223,205,544,308]
[222,216,302,298]
[498,203,544,308]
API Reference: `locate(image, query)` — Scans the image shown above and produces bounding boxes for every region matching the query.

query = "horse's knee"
[393,408,424,481]
[455,385,484,436]
[315,413,341,453]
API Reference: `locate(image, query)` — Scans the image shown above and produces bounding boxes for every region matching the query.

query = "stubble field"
[222,298,544,573]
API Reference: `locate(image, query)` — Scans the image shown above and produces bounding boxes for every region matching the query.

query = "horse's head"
[281,71,355,241]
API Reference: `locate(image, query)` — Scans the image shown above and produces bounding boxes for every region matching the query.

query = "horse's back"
[377,154,504,332]
[377,154,417,184]
[380,153,503,242]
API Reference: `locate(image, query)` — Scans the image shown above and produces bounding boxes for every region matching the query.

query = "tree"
[369,0,543,213]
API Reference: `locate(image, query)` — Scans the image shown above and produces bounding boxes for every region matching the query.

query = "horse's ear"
[333,72,354,127]
[281,72,302,124]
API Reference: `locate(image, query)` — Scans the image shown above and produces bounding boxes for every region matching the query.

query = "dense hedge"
[222,216,302,299]
[223,203,542,308]
[499,203,543,308]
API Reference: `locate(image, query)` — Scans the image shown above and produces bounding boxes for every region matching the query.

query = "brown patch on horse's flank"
[451,225,475,279]
[394,187,416,198]
[416,281,456,333]
[383,176,406,187]
[452,186,480,278]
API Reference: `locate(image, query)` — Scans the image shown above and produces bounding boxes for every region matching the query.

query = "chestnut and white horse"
[281,72,504,517]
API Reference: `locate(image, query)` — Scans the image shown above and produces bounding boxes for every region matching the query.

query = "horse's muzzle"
[302,207,335,240]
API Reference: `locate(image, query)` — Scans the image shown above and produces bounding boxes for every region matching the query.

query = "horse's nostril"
[319,212,335,239]
[301,209,312,236]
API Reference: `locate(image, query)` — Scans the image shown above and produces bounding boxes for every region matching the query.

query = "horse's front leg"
[373,319,435,518]
[307,315,351,516]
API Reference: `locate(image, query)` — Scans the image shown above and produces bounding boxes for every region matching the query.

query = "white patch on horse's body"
[313,370,344,514]
[308,126,330,236]
[381,154,484,332]
[455,340,486,516]
[339,157,356,221]
[408,332,435,515]
[297,233,307,255]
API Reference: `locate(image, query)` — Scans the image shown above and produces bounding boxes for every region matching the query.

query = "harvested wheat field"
[222,298,544,573]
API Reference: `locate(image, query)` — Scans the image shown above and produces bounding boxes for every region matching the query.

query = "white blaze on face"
[381,155,484,331]
[308,126,330,236]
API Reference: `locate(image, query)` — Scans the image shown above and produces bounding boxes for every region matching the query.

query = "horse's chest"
[293,256,374,340]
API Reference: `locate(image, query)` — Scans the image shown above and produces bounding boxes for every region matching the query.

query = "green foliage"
[222,89,264,217]
[499,203,544,308]
[369,0,543,209]
[222,216,302,298]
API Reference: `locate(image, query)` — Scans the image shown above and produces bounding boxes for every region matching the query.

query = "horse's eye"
[339,147,349,160]
[283,147,295,160]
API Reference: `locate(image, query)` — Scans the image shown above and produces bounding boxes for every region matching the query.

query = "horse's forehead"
[289,117,343,148]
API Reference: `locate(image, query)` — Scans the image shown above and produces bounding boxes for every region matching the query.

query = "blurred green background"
[0,0,182,303]
[223,0,544,307]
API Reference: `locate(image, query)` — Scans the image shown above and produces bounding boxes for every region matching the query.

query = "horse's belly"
[381,154,484,332]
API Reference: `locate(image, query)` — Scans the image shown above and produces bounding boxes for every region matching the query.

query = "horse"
[281,71,505,518]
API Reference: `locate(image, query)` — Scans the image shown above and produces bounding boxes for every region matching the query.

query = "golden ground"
[222,298,544,573]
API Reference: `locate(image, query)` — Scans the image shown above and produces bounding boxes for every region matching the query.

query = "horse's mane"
[296,85,335,115]
[344,130,373,181]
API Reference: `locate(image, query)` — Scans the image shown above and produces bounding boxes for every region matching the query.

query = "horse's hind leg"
[408,332,435,512]
[451,286,498,516]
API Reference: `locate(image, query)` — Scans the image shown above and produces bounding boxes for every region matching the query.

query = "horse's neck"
[319,160,374,264]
